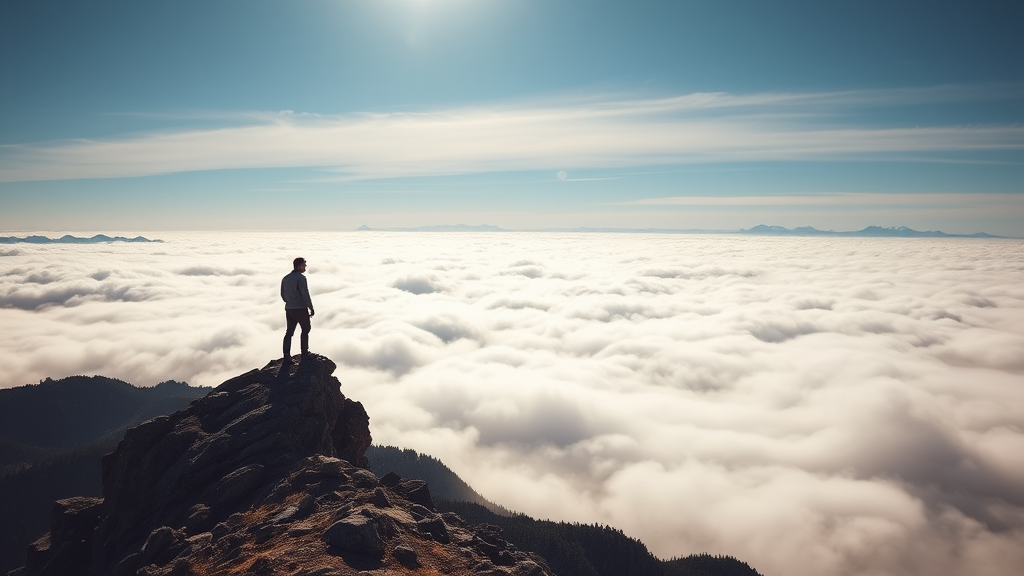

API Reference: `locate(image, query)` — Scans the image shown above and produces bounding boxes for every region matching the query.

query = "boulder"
[323,515,385,558]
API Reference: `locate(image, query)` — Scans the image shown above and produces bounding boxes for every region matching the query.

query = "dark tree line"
[441,499,665,576]
[366,445,510,514]
[367,446,763,576]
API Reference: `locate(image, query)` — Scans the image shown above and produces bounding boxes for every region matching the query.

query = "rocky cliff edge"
[16,354,552,576]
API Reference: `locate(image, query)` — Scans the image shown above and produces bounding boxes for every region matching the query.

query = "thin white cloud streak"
[97,83,1024,123]
[1,88,1022,183]
[620,192,1024,209]
[1,232,1023,576]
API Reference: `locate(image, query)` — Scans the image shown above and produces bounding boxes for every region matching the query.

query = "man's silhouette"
[281,257,315,360]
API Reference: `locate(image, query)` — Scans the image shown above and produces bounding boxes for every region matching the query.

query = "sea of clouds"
[1,231,1022,576]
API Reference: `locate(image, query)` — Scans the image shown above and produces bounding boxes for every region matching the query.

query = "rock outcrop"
[16,355,552,576]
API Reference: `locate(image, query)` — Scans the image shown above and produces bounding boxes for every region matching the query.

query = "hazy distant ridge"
[0,234,162,244]
[737,224,1000,238]
[357,224,1001,237]
[357,224,504,232]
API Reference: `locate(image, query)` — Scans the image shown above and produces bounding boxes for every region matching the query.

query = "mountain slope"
[369,451,763,576]
[4,367,763,576]
[14,355,551,576]
[366,445,511,515]
[0,378,206,573]
[441,501,664,576]
[0,376,205,469]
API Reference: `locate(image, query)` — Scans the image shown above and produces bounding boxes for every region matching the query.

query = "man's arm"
[299,275,314,316]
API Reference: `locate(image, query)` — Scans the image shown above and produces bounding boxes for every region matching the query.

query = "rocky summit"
[16,355,552,576]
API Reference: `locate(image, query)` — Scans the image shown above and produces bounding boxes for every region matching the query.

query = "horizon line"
[3,225,1013,240]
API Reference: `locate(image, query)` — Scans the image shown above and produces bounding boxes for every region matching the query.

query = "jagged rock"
[323,515,385,557]
[417,514,451,543]
[23,497,103,576]
[368,487,392,508]
[392,544,420,568]
[393,478,435,509]
[16,355,554,576]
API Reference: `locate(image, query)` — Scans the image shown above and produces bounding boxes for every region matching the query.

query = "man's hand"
[309,308,315,317]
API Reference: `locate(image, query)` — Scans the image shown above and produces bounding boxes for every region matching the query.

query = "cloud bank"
[1,88,1021,183]
[1,232,1022,576]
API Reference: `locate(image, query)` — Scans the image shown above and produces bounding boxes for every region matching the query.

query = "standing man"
[281,257,315,360]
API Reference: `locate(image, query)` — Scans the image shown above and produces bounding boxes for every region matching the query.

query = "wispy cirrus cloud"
[1,87,1021,183]
[619,192,1024,208]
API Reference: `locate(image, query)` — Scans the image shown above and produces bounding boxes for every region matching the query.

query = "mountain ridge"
[0,235,161,244]
[0,378,207,573]
[4,362,762,576]
[0,376,206,470]
[12,356,554,576]
[736,224,1000,238]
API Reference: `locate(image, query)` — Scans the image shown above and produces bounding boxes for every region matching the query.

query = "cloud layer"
[1,231,1023,576]
[1,88,1021,183]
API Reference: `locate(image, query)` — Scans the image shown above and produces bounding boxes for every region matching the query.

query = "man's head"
[293,257,307,271]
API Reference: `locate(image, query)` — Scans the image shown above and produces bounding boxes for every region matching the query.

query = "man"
[281,257,315,360]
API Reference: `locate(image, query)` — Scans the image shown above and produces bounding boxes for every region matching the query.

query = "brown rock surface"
[16,354,552,576]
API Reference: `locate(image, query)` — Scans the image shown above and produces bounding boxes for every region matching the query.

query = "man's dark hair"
[293,257,306,269]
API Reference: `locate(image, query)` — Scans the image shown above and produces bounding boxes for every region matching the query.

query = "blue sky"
[1,0,1022,234]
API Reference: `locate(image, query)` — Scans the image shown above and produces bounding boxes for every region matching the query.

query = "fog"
[2,232,1022,576]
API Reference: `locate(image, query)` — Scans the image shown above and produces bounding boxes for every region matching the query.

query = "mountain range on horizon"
[356,224,1004,238]
[0,234,161,244]
[736,224,1001,238]
[0,361,762,576]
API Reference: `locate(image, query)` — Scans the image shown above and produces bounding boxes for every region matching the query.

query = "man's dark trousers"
[284,308,311,357]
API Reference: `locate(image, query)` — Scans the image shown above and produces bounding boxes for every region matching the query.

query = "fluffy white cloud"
[1,231,1023,576]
